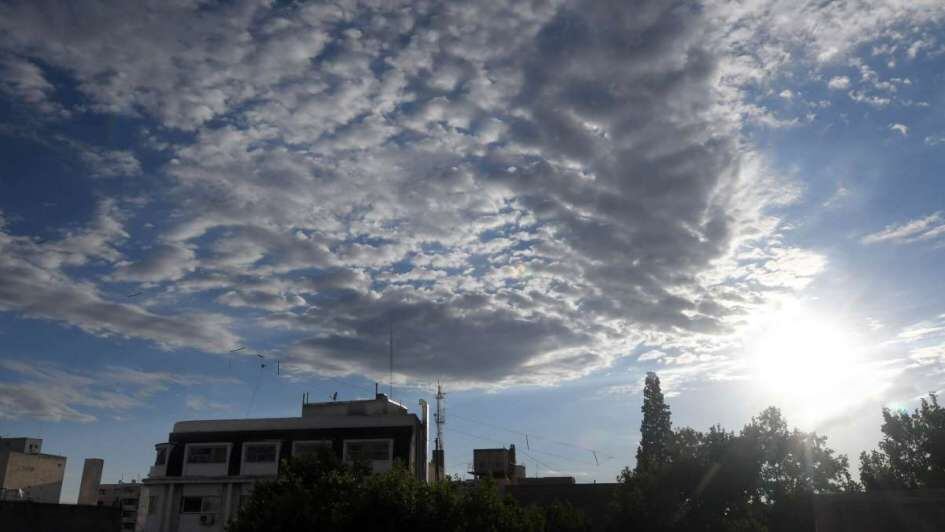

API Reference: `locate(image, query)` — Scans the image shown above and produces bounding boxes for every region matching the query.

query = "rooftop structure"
[472,445,525,482]
[0,437,66,503]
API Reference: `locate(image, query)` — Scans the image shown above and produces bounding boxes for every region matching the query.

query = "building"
[96,481,142,531]
[138,393,429,532]
[77,458,104,505]
[0,437,66,503]
[472,445,525,483]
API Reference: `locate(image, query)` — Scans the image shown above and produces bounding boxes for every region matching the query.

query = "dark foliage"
[860,393,945,490]
[612,374,856,532]
[636,372,674,473]
[227,449,589,532]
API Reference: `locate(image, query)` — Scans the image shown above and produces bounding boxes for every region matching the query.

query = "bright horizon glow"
[747,303,889,428]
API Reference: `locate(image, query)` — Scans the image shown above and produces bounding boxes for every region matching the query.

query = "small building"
[472,445,525,482]
[96,481,142,531]
[0,437,66,503]
[138,393,429,532]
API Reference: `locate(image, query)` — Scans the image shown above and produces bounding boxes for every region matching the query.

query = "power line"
[449,412,617,462]
[449,425,599,468]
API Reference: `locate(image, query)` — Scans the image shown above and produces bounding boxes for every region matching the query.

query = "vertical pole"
[389,321,394,398]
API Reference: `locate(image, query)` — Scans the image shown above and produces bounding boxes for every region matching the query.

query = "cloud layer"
[1,0,943,392]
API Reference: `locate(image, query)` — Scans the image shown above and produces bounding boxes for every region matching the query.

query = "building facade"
[472,445,525,483]
[94,481,142,531]
[0,437,66,503]
[138,393,428,532]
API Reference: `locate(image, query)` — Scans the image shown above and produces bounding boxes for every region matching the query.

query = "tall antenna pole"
[433,382,446,481]
[388,320,394,398]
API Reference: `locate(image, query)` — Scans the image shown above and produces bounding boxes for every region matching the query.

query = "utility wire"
[449,425,599,468]
[450,411,618,462]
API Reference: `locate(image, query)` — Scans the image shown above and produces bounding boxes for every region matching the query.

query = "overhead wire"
[449,411,618,463]
[449,425,599,468]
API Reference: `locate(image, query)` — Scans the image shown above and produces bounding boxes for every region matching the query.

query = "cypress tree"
[636,371,672,472]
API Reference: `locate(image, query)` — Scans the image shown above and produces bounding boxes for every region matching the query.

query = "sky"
[1,0,945,503]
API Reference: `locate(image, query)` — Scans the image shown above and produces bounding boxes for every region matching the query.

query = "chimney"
[77,458,104,505]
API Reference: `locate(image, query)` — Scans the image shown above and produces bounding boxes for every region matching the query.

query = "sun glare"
[748,303,886,427]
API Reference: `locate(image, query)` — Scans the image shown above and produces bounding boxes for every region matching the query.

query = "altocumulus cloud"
[0,360,240,422]
[2,0,943,390]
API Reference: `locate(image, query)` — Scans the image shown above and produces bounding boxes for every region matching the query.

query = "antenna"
[433,382,446,481]
[388,320,394,398]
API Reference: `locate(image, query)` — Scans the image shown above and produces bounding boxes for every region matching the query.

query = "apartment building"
[138,393,429,532]
[96,481,142,531]
[0,437,66,503]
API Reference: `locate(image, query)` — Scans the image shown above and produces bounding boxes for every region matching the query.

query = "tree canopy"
[228,450,588,532]
[860,393,945,490]
[636,372,674,473]
[613,374,856,532]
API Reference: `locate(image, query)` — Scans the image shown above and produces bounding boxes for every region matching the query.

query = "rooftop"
[172,394,420,434]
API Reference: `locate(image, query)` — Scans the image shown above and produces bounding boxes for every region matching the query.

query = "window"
[344,439,392,463]
[292,440,332,458]
[244,443,277,463]
[180,496,219,514]
[122,523,135,530]
[155,447,167,466]
[180,496,203,513]
[186,445,228,464]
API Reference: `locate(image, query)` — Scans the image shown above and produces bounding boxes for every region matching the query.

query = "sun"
[746,302,886,427]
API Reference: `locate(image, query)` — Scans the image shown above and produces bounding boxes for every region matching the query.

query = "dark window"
[186,445,227,463]
[244,444,277,463]
[180,496,203,513]
[155,447,167,465]
[293,441,332,457]
[345,440,391,462]
[122,523,135,530]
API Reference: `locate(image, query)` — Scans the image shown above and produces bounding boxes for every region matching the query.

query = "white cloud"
[862,212,945,245]
[185,395,231,413]
[0,360,238,422]
[889,123,909,136]
[925,135,945,146]
[0,55,67,116]
[828,76,851,90]
[4,0,938,391]
[0,203,239,352]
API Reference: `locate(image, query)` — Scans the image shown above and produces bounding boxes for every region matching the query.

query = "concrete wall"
[0,451,66,503]
[78,458,104,505]
[0,501,121,532]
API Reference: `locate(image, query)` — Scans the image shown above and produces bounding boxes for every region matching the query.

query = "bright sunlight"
[747,302,890,427]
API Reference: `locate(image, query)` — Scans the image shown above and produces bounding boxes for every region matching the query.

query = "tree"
[740,407,856,532]
[860,393,945,490]
[613,381,854,532]
[636,372,673,473]
[228,450,587,532]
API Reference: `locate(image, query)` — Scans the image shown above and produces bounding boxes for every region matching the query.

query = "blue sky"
[2,0,945,503]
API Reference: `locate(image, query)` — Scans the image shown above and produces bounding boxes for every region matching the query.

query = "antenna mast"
[433,383,446,481]
[388,321,394,398]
